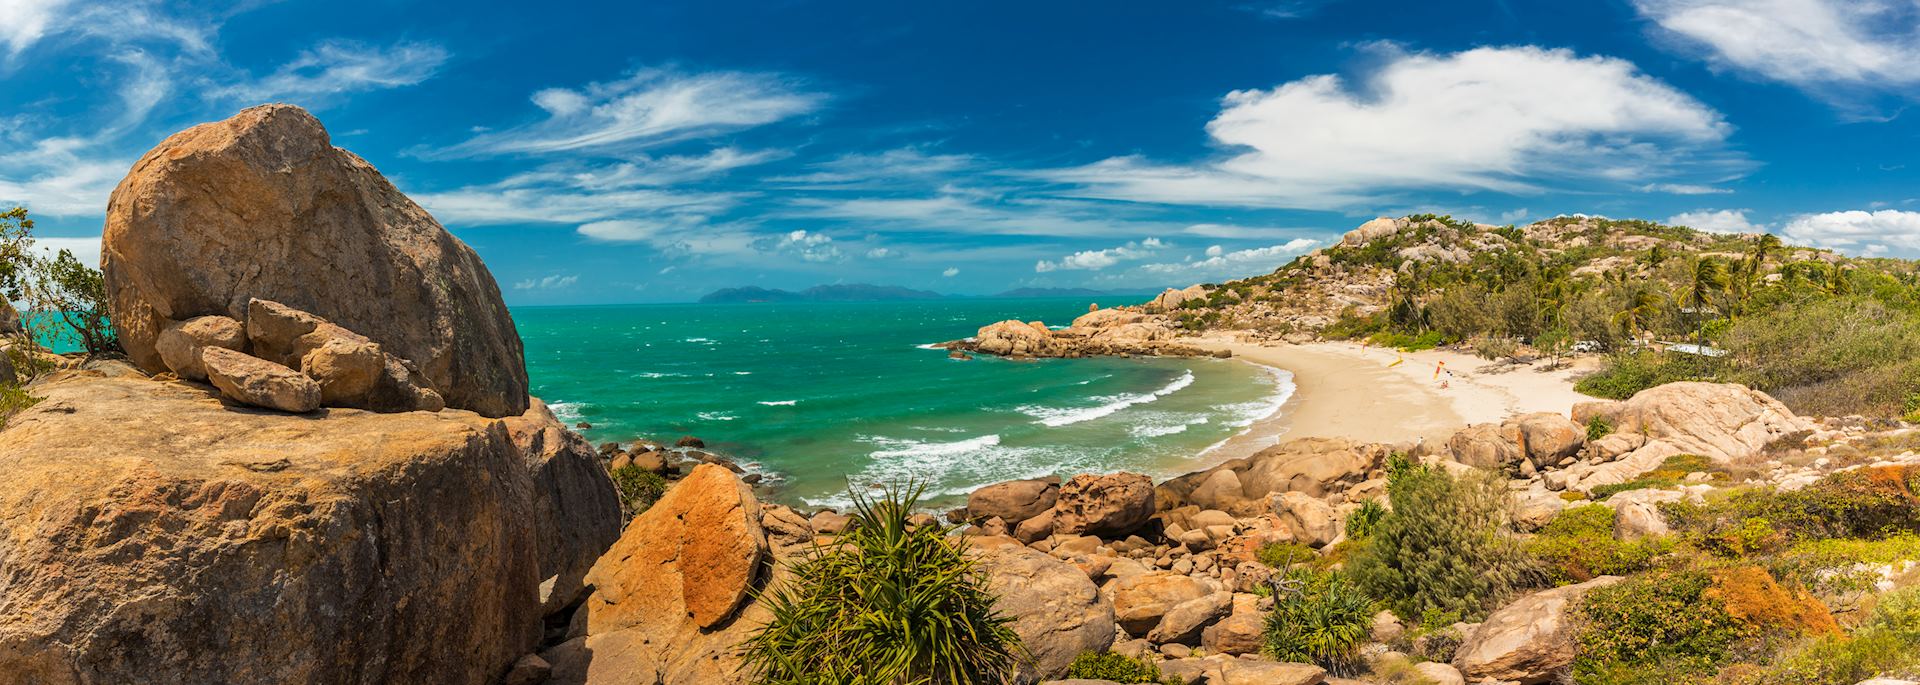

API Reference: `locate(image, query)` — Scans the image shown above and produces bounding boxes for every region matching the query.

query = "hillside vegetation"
[1166,214,1920,419]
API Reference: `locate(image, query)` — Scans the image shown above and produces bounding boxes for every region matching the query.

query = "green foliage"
[1256,541,1321,569]
[1573,569,1747,680]
[739,483,1023,685]
[1770,532,1920,597]
[1261,568,1376,671]
[1063,652,1177,684]
[1664,466,1920,544]
[609,464,667,517]
[1345,500,1385,540]
[1576,350,1725,399]
[0,384,39,430]
[1526,505,1672,585]
[0,206,119,355]
[1587,454,1726,500]
[1367,330,1448,351]
[1585,415,1615,442]
[1348,462,1540,621]
[1720,296,1920,418]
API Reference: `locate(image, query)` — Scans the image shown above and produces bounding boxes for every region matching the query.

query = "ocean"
[522,299,1290,509]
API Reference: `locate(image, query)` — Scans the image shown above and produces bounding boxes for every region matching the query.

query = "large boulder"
[200,346,321,413]
[1162,438,1383,514]
[1109,572,1211,635]
[0,372,545,683]
[978,546,1116,683]
[500,398,624,613]
[550,464,768,683]
[1272,491,1342,548]
[1575,382,1812,463]
[1454,576,1625,684]
[101,104,528,417]
[1510,412,1585,463]
[1341,217,1401,246]
[969,477,1060,527]
[1448,423,1523,469]
[1054,472,1155,537]
[972,319,1057,356]
[245,299,441,412]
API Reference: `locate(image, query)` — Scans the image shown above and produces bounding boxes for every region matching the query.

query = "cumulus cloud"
[1667,208,1763,234]
[514,274,579,290]
[210,40,449,103]
[765,229,844,263]
[1035,238,1165,272]
[433,68,825,158]
[1041,46,1736,209]
[1781,210,1920,255]
[1139,239,1319,280]
[1632,0,1920,106]
[942,266,959,277]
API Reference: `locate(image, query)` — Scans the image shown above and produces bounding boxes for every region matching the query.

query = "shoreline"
[1187,334,1598,465]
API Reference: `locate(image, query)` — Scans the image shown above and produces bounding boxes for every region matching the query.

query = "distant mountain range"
[697,284,945,304]
[697,284,1155,304]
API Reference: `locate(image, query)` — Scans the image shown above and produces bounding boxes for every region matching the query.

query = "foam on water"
[758,399,799,406]
[1020,369,1196,427]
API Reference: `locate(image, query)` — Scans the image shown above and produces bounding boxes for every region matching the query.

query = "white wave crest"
[697,411,738,421]
[1021,369,1195,427]
[866,434,1002,460]
[758,399,799,406]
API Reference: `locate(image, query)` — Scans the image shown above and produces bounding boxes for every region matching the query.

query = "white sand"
[1185,335,1596,462]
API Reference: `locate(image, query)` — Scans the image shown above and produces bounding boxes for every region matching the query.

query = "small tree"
[1348,458,1541,621]
[0,207,118,356]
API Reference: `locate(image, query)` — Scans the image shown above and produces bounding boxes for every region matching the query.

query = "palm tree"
[1613,288,1662,347]
[1682,257,1729,348]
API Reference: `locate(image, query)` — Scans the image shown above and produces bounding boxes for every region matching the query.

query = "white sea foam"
[733,371,752,375]
[546,401,586,423]
[758,399,799,406]
[1218,365,1297,427]
[697,411,738,421]
[1021,369,1195,427]
[637,371,686,379]
[1129,415,1210,439]
[914,342,947,351]
[865,434,1002,460]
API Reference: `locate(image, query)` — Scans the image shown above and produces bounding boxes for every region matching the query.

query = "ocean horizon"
[516,297,1293,509]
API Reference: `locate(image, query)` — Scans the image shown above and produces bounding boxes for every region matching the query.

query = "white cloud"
[767,229,843,263]
[211,40,449,103]
[1,0,68,55]
[1041,46,1735,209]
[1782,209,1920,255]
[514,274,579,290]
[865,247,895,259]
[1035,238,1165,272]
[1499,208,1529,223]
[435,68,825,157]
[769,148,975,188]
[1640,182,1733,195]
[1667,208,1763,234]
[1182,223,1311,240]
[942,266,959,277]
[30,235,102,268]
[414,185,736,226]
[1139,239,1319,280]
[788,192,1149,238]
[1632,0,1920,101]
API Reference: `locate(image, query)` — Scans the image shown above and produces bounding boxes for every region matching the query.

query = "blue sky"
[3,0,1919,304]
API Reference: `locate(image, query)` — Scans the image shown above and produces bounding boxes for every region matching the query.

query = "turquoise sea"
[516,298,1293,508]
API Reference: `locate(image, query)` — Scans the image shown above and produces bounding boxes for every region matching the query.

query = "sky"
[2,0,1919,304]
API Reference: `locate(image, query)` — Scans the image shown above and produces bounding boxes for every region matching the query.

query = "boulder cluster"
[154,298,444,413]
[948,306,1227,359]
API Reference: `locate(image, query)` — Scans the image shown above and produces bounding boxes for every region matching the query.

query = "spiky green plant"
[1261,567,1376,673]
[739,483,1025,685]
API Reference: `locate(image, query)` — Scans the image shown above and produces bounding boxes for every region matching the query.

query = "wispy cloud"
[1137,239,1319,281]
[1782,209,1920,256]
[429,68,826,158]
[210,40,449,104]
[514,274,579,290]
[1640,182,1733,195]
[1632,0,1920,112]
[1039,45,1739,209]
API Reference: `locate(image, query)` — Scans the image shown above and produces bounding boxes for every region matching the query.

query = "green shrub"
[609,464,667,517]
[1588,454,1724,500]
[1348,462,1540,621]
[1770,532,1920,597]
[739,484,1023,685]
[1586,415,1614,442]
[1526,505,1672,585]
[1664,466,1920,543]
[1590,477,1680,501]
[1345,500,1385,540]
[1759,628,1919,685]
[1064,652,1174,683]
[0,383,39,430]
[1576,350,1723,400]
[1256,541,1321,569]
[1573,569,1746,679]
[1262,568,1376,672]
[1868,585,1920,643]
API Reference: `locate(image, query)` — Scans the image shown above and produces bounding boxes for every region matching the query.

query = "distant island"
[697,283,944,304]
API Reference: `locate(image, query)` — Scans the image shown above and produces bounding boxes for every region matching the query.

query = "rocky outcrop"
[978,545,1116,683]
[0,371,552,683]
[948,314,1219,360]
[547,464,768,683]
[1144,285,1210,313]
[1561,383,1813,492]
[500,399,624,612]
[1161,437,1386,514]
[153,315,244,381]
[1453,576,1624,684]
[101,104,528,417]
[1055,472,1155,537]
[1109,572,1214,636]
[1449,413,1585,473]
[245,299,442,413]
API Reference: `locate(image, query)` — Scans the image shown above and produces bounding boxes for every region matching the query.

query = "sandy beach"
[1191,335,1598,461]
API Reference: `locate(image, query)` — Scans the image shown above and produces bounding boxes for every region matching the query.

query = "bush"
[1064,652,1173,683]
[739,484,1023,684]
[1768,532,1920,598]
[1470,335,1519,361]
[1759,628,1920,685]
[1576,350,1723,400]
[1256,541,1321,569]
[0,207,117,355]
[1588,454,1725,500]
[0,383,38,430]
[1706,566,1838,638]
[609,464,667,517]
[1586,415,1614,442]
[1573,569,1747,679]
[1665,466,1920,544]
[1348,462,1540,621]
[1345,500,1385,540]
[1262,568,1376,672]
[1526,505,1672,585]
